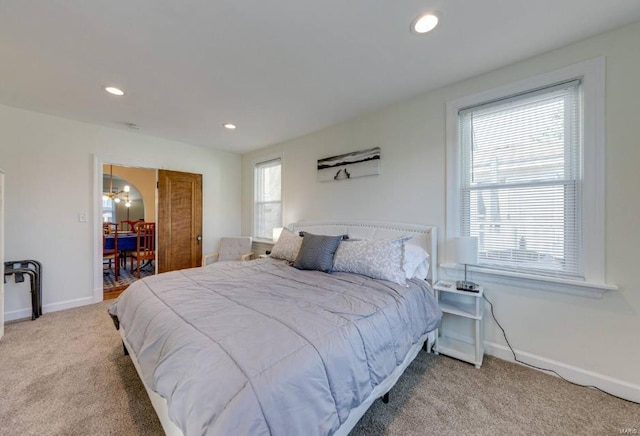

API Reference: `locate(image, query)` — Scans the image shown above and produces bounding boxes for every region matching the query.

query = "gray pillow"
[293,233,343,272]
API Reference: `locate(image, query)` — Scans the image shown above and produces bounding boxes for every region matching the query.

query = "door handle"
[196,235,202,245]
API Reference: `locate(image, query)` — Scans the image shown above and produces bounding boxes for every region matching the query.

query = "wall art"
[317,147,380,182]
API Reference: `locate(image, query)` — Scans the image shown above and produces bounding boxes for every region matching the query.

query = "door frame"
[92,155,158,303]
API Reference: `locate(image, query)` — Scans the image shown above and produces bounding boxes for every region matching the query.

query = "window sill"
[253,238,276,245]
[439,263,618,299]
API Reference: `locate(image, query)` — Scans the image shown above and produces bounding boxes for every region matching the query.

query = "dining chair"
[131,222,155,279]
[118,220,144,267]
[202,237,254,266]
[120,219,144,233]
[103,222,119,279]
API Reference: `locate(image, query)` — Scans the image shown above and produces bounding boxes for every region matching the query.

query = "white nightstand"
[433,281,484,368]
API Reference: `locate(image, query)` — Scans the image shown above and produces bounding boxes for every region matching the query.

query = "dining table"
[105,230,157,275]
[104,232,140,252]
[104,232,150,271]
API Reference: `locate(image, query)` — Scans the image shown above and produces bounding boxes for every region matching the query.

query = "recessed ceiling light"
[412,13,440,34]
[104,86,125,96]
[223,123,237,130]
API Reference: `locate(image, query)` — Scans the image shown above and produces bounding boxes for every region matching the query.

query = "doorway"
[102,164,157,299]
[92,157,204,303]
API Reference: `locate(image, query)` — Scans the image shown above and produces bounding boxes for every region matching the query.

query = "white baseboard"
[485,341,640,403]
[4,308,32,322]
[4,296,95,322]
[93,287,104,303]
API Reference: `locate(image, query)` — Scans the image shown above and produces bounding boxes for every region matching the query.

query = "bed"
[109,220,442,435]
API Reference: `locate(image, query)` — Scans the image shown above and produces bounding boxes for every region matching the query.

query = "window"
[254,158,282,240]
[446,58,608,290]
[460,80,581,278]
[102,198,115,223]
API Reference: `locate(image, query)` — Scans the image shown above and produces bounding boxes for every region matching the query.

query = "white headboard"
[290,220,437,283]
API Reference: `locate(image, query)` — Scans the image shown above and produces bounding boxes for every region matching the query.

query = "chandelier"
[103,165,132,207]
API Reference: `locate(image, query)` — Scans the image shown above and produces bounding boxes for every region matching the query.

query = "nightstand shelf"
[435,337,477,362]
[433,281,484,368]
[438,298,481,319]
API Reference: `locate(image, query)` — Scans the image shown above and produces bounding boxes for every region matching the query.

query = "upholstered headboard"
[290,220,437,283]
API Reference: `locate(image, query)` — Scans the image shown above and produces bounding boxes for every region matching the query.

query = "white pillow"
[412,260,430,281]
[333,237,410,285]
[270,228,303,262]
[403,244,430,280]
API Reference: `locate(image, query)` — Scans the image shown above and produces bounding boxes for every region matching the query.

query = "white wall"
[0,105,241,319]
[242,21,640,398]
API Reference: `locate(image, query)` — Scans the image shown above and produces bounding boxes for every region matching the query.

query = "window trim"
[445,57,614,296]
[252,154,283,243]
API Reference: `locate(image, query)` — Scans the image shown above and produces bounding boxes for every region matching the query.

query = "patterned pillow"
[333,237,410,285]
[293,233,343,272]
[269,228,303,262]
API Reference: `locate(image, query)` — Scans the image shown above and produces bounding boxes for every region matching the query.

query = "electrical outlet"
[78,212,88,222]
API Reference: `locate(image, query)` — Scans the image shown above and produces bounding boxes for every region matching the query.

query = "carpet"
[0,301,637,435]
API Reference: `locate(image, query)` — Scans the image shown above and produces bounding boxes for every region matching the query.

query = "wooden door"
[157,170,203,273]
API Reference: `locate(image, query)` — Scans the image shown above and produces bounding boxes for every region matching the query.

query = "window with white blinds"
[254,158,282,240]
[458,80,583,279]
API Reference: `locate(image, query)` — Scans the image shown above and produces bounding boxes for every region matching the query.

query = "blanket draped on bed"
[109,258,442,436]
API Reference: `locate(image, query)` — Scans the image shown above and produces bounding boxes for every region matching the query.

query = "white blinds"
[254,158,282,240]
[459,80,583,279]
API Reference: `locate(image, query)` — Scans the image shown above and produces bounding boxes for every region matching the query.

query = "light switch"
[78,212,88,222]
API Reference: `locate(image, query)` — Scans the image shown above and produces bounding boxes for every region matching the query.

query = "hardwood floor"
[103,287,127,300]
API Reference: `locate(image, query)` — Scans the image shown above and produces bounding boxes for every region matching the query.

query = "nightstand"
[433,280,484,368]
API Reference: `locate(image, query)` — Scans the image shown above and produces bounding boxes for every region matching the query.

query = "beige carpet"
[0,301,638,436]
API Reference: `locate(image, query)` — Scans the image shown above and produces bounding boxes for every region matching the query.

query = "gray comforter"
[109,258,442,436]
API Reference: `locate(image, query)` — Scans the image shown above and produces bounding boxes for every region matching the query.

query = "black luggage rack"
[4,260,42,320]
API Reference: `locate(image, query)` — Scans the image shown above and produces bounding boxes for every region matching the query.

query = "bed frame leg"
[382,392,389,404]
[123,341,129,356]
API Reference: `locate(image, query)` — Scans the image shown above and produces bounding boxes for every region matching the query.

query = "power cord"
[483,293,638,405]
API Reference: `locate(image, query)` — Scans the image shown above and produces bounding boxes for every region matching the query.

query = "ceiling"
[1,1,640,154]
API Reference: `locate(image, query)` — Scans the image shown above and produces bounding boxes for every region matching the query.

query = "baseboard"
[94,287,104,303]
[485,341,640,403]
[4,296,95,322]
